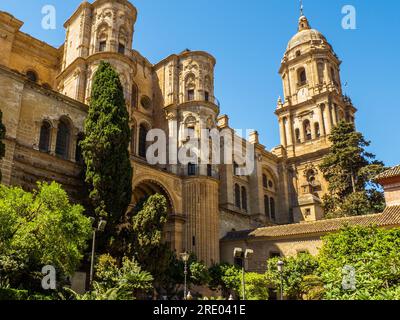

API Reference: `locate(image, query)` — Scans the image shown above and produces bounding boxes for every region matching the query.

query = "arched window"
[97,24,109,52]
[264,195,270,217]
[99,41,107,52]
[139,124,148,158]
[270,198,276,221]
[187,89,195,101]
[118,27,127,54]
[295,128,301,143]
[315,122,321,138]
[235,184,241,208]
[185,73,196,102]
[298,67,307,86]
[241,186,248,212]
[303,120,312,141]
[131,83,138,109]
[317,62,325,84]
[26,70,38,83]
[75,133,84,164]
[118,43,125,54]
[56,119,71,159]
[39,121,51,152]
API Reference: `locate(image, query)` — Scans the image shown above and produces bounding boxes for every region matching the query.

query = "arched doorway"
[132,180,174,214]
[132,180,178,250]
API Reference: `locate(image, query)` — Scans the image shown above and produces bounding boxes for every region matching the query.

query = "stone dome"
[287,28,328,51]
[286,15,329,52]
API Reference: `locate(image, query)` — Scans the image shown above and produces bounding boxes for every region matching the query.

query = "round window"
[268,180,274,189]
[140,96,152,110]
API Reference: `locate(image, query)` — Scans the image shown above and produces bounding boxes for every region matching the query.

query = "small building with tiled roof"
[220,165,400,273]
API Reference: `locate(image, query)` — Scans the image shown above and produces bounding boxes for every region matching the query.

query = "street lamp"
[233,248,254,301]
[277,260,284,300]
[89,218,107,288]
[180,252,190,300]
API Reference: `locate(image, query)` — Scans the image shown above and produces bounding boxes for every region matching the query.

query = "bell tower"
[276,11,357,222]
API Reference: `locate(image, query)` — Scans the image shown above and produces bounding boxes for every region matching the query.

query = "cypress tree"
[0,110,6,183]
[81,61,132,229]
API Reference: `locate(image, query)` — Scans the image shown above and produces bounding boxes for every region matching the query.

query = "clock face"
[297,87,309,103]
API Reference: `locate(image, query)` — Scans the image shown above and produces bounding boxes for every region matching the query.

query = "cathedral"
[0,0,398,269]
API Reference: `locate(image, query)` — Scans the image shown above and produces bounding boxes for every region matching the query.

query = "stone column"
[318,105,326,136]
[286,115,294,146]
[324,61,330,86]
[50,121,59,156]
[299,119,305,143]
[331,104,337,126]
[167,111,178,174]
[279,118,287,147]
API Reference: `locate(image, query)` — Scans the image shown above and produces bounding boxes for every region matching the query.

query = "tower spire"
[297,0,310,32]
[300,0,304,17]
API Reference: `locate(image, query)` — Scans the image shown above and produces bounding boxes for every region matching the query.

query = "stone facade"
[0,1,380,266]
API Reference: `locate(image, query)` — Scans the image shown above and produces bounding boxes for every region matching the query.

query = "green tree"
[130,194,168,276]
[265,253,319,300]
[318,226,400,300]
[242,273,270,300]
[209,263,241,297]
[0,110,6,183]
[65,254,153,300]
[111,194,170,293]
[319,121,385,217]
[81,61,132,228]
[190,261,211,286]
[208,263,269,300]
[0,182,92,291]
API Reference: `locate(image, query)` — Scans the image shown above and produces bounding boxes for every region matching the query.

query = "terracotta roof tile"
[375,165,400,180]
[221,206,400,241]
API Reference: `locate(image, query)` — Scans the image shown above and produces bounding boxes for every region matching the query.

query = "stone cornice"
[0,11,23,30]
[154,50,216,70]
[57,52,138,81]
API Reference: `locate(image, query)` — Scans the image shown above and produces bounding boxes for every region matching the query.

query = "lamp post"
[233,248,254,301]
[89,218,107,288]
[180,252,190,300]
[277,260,284,300]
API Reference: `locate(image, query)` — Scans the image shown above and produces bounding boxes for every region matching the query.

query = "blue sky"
[1,0,399,166]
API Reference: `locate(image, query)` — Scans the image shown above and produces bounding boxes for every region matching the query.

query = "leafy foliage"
[319,121,385,217]
[112,194,169,283]
[209,263,241,295]
[208,263,269,300]
[261,227,400,300]
[131,194,168,259]
[0,110,5,182]
[318,226,400,300]
[190,261,211,286]
[66,254,153,300]
[242,272,269,300]
[0,182,92,291]
[265,253,319,300]
[81,61,132,228]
